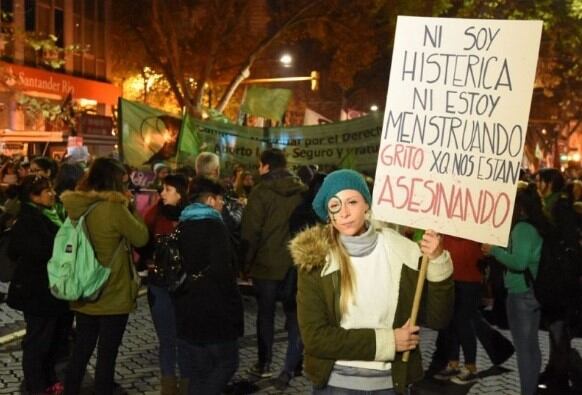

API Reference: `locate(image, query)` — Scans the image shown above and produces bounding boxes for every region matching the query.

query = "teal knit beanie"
[312,169,371,221]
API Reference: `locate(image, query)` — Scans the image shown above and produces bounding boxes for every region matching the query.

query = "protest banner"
[373,16,542,247]
[119,99,182,168]
[178,114,266,174]
[269,112,382,172]
[120,97,385,173]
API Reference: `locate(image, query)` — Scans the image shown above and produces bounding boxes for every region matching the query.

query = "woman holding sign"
[291,169,454,394]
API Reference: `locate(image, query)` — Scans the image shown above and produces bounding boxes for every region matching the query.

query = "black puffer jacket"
[7,203,68,316]
[173,217,244,343]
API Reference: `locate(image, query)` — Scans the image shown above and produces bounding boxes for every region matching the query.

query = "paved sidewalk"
[1,294,581,394]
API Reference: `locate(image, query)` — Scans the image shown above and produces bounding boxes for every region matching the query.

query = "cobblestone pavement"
[1,293,581,394]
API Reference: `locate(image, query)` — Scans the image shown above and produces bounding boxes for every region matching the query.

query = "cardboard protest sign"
[372,16,542,246]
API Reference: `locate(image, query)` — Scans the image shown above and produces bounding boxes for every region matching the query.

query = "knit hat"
[153,162,169,174]
[312,169,371,221]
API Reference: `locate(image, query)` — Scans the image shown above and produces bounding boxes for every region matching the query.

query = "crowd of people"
[0,150,580,395]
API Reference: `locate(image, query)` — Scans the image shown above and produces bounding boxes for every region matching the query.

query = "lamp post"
[240,70,320,91]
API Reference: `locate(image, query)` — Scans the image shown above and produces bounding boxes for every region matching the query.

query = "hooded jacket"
[291,225,454,393]
[173,203,244,343]
[60,190,149,315]
[7,203,69,316]
[241,169,307,280]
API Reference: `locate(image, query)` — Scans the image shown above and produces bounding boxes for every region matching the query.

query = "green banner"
[178,114,266,174]
[240,86,292,121]
[268,113,383,172]
[120,99,383,173]
[119,99,182,168]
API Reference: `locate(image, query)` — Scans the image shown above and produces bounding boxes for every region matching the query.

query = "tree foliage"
[111,0,454,118]
[111,0,580,130]
[451,0,581,123]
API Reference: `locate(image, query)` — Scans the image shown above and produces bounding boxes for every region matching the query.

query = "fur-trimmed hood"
[60,190,129,220]
[289,225,330,273]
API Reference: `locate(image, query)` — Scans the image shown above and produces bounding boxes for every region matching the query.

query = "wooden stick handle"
[402,254,429,363]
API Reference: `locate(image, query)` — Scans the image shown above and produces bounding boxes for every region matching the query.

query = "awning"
[0,130,64,142]
[1,62,121,106]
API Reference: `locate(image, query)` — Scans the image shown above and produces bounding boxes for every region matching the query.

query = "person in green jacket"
[482,182,546,395]
[241,148,307,383]
[291,169,454,394]
[61,157,149,395]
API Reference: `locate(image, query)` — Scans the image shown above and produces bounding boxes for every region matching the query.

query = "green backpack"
[47,202,124,301]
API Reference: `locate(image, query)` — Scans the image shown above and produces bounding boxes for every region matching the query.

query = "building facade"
[0,0,119,158]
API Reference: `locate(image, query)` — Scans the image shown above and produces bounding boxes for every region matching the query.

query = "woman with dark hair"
[54,163,85,197]
[61,157,149,395]
[141,174,190,394]
[173,176,244,394]
[482,182,547,395]
[30,156,59,181]
[7,175,69,395]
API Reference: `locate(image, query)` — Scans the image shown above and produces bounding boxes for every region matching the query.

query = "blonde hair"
[328,224,356,315]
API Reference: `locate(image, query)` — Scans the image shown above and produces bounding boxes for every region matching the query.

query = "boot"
[177,378,190,395]
[160,376,178,395]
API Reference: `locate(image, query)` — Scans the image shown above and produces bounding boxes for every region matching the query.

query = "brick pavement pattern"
[1,294,581,394]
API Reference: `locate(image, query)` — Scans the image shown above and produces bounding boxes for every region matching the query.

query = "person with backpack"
[172,176,244,394]
[481,182,546,395]
[141,174,190,394]
[60,157,149,395]
[6,175,69,395]
[535,168,582,392]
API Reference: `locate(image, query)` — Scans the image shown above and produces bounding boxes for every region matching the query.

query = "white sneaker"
[450,367,479,385]
[433,365,461,381]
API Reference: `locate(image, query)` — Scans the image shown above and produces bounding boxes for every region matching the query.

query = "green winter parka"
[290,224,454,394]
[241,169,306,280]
[60,190,149,315]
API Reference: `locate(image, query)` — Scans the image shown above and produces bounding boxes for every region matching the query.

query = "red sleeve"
[143,203,159,232]
[443,236,483,283]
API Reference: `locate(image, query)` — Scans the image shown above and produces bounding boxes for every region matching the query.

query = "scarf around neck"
[27,202,63,227]
[159,202,183,221]
[179,202,222,222]
[339,222,378,257]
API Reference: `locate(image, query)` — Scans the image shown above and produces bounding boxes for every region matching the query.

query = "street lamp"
[280,54,293,67]
[241,70,320,91]
[370,105,379,111]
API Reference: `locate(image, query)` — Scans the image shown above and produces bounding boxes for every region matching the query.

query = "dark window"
[24,0,35,32]
[54,8,64,47]
[84,18,94,54]
[95,22,104,57]
[96,0,104,22]
[84,0,94,20]
[1,0,14,21]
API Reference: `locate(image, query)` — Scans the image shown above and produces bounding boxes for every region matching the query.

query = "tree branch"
[216,0,324,112]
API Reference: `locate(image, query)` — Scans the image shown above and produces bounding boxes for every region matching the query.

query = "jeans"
[313,386,399,394]
[148,285,191,378]
[253,268,303,373]
[178,339,239,395]
[64,313,129,395]
[446,281,481,365]
[22,313,68,392]
[506,289,541,395]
